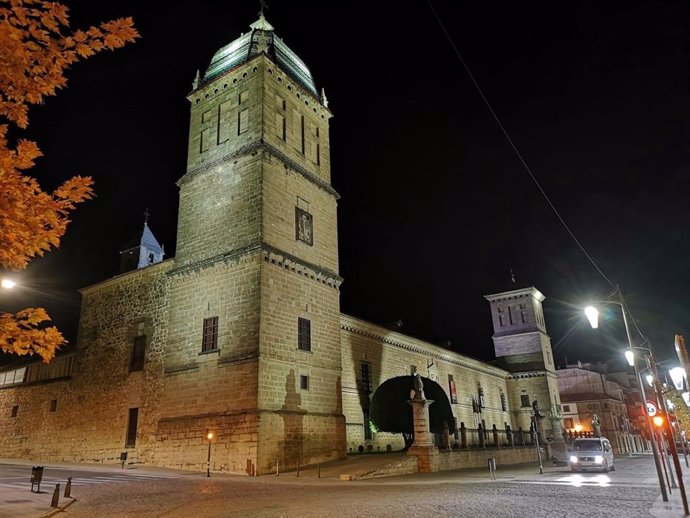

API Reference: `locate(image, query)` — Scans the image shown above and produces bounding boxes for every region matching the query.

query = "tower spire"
[510,268,516,284]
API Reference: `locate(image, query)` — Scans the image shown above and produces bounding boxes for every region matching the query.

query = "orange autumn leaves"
[0,0,138,362]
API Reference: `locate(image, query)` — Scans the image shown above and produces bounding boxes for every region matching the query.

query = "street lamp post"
[206,431,213,477]
[585,286,668,503]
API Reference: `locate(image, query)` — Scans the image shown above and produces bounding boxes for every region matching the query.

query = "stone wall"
[0,260,172,464]
[340,315,514,454]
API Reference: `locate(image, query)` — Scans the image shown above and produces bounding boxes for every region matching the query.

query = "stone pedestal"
[547,413,568,465]
[407,398,439,473]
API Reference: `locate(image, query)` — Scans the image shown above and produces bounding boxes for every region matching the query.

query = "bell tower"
[485,284,565,459]
[158,14,345,475]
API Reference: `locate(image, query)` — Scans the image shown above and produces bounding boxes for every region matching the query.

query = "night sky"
[3,0,690,368]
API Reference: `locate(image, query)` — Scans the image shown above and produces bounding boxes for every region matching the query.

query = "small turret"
[119,213,165,273]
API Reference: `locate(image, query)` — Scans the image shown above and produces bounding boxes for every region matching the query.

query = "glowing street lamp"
[669,367,687,391]
[584,306,599,329]
[1,279,16,289]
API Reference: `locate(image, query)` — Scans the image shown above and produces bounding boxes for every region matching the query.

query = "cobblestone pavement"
[59,457,664,518]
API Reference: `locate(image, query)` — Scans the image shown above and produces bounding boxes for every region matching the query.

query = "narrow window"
[478,385,485,408]
[238,109,249,134]
[300,374,309,390]
[200,110,212,152]
[217,100,232,144]
[563,405,571,413]
[497,307,505,327]
[361,361,372,394]
[276,95,286,142]
[519,303,528,324]
[50,399,58,412]
[363,408,372,440]
[202,316,219,352]
[308,124,320,163]
[200,128,211,152]
[125,408,138,448]
[520,394,530,407]
[276,113,286,140]
[300,114,305,154]
[448,374,458,404]
[11,405,18,417]
[500,392,507,412]
[508,306,515,325]
[297,317,311,351]
[130,335,146,372]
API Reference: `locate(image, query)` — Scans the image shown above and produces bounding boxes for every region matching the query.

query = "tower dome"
[201,14,318,97]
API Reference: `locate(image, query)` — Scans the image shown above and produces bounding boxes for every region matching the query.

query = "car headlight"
[595,456,604,464]
[570,456,578,463]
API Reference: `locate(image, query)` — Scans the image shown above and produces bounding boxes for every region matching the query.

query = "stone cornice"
[340,314,509,378]
[176,140,340,199]
[168,242,342,289]
[79,259,174,294]
[262,243,342,288]
[168,242,262,277]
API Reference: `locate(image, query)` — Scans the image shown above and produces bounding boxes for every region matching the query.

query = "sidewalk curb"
[38,497,77,518]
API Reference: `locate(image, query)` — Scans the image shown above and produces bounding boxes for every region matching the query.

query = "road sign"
[646,400,658,416]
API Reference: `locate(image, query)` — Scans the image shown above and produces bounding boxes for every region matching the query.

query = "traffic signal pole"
[650,355,688,515]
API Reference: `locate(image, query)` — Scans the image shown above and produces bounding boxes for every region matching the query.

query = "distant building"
[557,362,648,453]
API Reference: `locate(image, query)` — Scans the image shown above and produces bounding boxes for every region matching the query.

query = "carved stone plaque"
[295,207,313,245]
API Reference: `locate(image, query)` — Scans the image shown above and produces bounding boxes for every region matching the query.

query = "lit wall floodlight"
[669,367,687,391]
[1,279,16,289]
[207,432,213,440]
[584,306,599,329]
[625,350,635,367]
[646,374,654,387]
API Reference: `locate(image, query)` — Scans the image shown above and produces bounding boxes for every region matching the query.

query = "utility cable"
[426,0,616,290]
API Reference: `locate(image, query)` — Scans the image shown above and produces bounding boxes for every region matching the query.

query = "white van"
[569,437,615,472]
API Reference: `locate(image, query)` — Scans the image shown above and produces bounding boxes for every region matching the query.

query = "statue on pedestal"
[413,372,425,400]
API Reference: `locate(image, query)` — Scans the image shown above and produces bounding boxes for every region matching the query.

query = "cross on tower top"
[143,208,150,224]
[258,0,268,17]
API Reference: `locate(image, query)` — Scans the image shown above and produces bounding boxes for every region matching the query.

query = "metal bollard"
[276,460,279,476]
[317,463,321,479]
[296,459,300,478]
[64,476,72,498]
[50,484,60,508]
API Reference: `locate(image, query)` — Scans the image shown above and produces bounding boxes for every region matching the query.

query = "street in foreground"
[2,454,683,518]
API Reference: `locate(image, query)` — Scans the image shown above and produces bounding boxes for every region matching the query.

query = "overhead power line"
[425,0,616,291]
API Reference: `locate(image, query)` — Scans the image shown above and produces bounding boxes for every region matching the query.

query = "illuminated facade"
[0,15,570,474]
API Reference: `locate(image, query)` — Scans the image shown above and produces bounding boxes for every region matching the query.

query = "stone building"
[0,15,565,475]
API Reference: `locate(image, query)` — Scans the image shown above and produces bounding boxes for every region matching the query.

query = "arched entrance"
[370,375,454,449]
